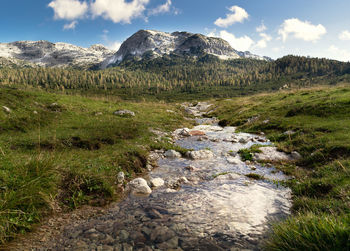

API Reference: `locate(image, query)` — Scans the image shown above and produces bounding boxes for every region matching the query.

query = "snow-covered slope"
[102,30,271,68]
[0,40,115,68]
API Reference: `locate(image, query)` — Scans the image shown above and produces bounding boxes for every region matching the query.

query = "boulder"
[164,150,182,158]
[187,150,214,160]
[113,110,135,117]
[128,178,152,195]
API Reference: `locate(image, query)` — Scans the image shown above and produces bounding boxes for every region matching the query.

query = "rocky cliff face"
[0,40,115,68]
[102,30,271,68]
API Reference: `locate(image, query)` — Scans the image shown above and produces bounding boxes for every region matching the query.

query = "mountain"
[0,30,271,69]
[0,40,115,69]
[101,30,271,68]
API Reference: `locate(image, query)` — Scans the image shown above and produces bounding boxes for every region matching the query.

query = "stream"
[48,103,292,251]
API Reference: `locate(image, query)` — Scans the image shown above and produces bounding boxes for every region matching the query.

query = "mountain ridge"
[0,30,272,69]
[101,29,271,68]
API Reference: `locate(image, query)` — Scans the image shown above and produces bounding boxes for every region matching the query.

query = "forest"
[1,55,350,100]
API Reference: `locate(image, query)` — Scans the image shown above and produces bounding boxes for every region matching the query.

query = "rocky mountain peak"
[102,29,270,68]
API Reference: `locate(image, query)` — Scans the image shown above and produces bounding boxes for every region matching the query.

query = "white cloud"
[108,41,122,51]
[328,45,350,62]
[278,18,326,42]
[48,0,88,20]
[63,21,78,30]
[148,0,171,16]
[214,6,249,28]
[339,30,350,41]
[256,22,267,32]
[91,0,150,24]
[255,33,272,49]
[219,30,254,51]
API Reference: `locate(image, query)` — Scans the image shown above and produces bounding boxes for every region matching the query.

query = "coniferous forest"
[1,55,350,100]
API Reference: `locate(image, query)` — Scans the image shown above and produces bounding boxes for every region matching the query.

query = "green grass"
[0,87,191,244]
[238,145,262,161]
[213,84,350,250]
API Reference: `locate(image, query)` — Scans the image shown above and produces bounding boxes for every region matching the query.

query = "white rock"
[254,147,291,162]
[214,173,241,180]
[187,150,214,160]
[114,110,135,117]
[117,171,125,183]
[227,156,242,165]
[2,106,11,113]
[239,138,248,144]
[150,178,165,188]
[164,150,182,158]
[128,178,152,195]
[284,130,295,136]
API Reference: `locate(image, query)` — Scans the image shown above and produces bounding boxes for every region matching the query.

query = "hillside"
[212,85,350,250]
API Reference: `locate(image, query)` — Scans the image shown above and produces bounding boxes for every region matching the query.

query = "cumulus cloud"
[255,33,272,49]
[63,21,78,30]
[219,30,254,51]
[328,45,350,62]
[339,30,350,41]
[278,18,326,42]
[148,0,171,16]
[91,0,150,24]
[256,22,267,32]
[108,41,122,51]
[214,6,249,28]
[48,0,88,20]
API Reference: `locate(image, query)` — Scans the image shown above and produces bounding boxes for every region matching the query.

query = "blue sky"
[1,0,350,61]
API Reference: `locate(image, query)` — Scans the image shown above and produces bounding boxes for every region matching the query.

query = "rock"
[184,165,197,171]
[150,226,176,243]
[33,110,38,114]
[119,230,129,241]
[291,151,302,160]
[226,157,242,165]
[167,109,175,113]
[164,150,182,158]
[263,119,270,124]
[214,173,240,180]
[128,178,152,195]
[179,177,189,183]
[117,171,125,183]
[254,147,292,162]
[189,130,206,136]
[228,151,237,157]
[187,150,214,160]
[146,164,153,171]
[239,138,248,144]
[156,236,179,249]
[284,130,295,136]
[2,106,11,113]
[179,128,190,137]
[165,188,177,193]
[150,177,165,187]
[113,109,135,117]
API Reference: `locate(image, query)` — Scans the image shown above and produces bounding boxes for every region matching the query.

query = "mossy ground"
[0,87,191,244]
[213,84,350,250]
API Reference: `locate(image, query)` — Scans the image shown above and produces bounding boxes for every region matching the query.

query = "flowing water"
[48,104,292,251]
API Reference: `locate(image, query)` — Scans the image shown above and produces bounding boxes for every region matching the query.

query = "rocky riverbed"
[41,102,293,251]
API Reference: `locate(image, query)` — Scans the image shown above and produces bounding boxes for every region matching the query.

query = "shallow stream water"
[50,105,292,251]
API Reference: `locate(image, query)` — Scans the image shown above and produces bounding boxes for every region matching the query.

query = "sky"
[1,0,350,61]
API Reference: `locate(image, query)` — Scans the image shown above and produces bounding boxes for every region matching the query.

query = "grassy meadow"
[0,86,192,244]
[212,85,350,250]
